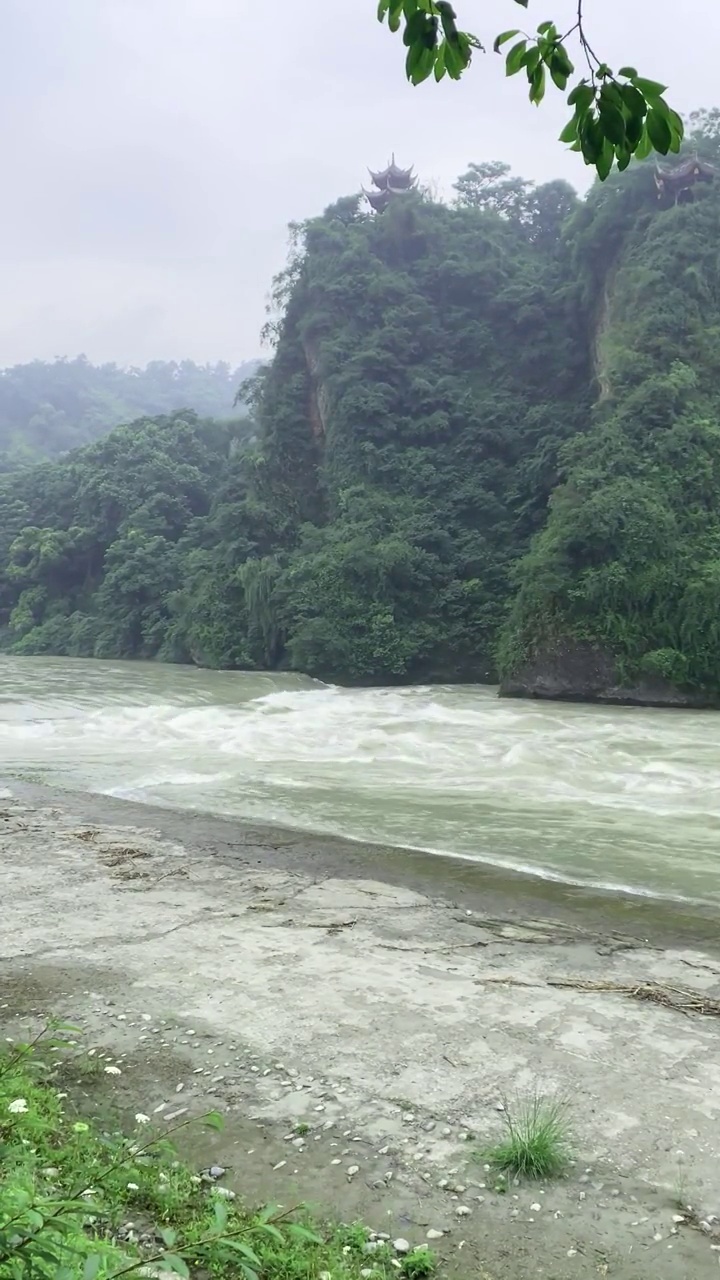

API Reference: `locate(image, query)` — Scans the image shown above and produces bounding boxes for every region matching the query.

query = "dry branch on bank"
[475,976,720,1018]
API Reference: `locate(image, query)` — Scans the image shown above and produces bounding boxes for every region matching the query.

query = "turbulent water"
[0,655,719,904]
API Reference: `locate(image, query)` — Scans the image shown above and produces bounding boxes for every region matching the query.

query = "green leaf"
[410,45,436,83]
[646,106,672,154]
[159,1254,190,1278]
[258,1223,285,1244]
[618,66,638,78]
[220,1240,261,1265]
[286,1224,323,1244]
[529,64,546,105]
[625,110,645,148]
[549,58,569,91]
[513,0,529,6]
[213,1198,229,1233]
[536,20,555,35]
[443,37,462,77]
[505,40,528,76]
[83,1256,102,1280]
[161,1228,178,1248]
[567,82,594,112]
[433,42,446,79]
[620,83,647,119]
[598,103,626,146]
[668,109,685,144]
[648,95,670,119]
[635,129,654,160]
[520,46,541,73]
[493,29,519,53]
[578,115,604,166]
[559,116,579,143]
[632,77,668,97]
[596,137,615,181]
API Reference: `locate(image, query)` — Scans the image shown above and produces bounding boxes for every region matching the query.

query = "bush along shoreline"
[0,1024,438,1280]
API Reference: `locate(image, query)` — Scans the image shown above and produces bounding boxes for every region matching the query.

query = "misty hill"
[4,133,720,706]
[0,356,260,470]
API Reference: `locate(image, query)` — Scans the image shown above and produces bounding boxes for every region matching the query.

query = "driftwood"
[476,975,720,1019]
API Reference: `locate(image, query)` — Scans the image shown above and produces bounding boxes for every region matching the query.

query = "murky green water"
[0,655,718,904]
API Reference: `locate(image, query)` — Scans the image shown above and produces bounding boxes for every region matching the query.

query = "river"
[0,655,718,905]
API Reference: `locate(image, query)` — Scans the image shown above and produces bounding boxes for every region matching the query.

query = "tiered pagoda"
[362,155,418,212]
[654,154,717,204]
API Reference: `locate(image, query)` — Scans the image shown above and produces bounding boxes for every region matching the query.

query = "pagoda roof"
[368,153,416,190]
[654,155,717,185]
[362,186,393,212]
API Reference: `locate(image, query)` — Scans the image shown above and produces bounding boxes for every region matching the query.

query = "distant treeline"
[0,356,260,471]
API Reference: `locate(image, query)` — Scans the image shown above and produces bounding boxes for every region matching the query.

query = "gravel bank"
[3,782,720,1278]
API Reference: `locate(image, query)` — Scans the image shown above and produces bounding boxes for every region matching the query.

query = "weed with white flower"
[0,1020,420,1280]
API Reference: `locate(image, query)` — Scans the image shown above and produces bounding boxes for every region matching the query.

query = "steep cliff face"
[499,163,720,704]
[249,193,589,682]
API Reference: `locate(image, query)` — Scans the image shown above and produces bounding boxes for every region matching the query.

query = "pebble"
[213,1187,235,1200]
[402,1113,415,1123]
[672,1214,685,1224]
[455,1206,471,1217]
[426,1229,444,1241]
[331,1159,342,1166]
[530,1203,541,1213]
[292,1138,305,1149]
[361,1270,374,1277]
[393,1240,410,1255]
[272,1161,286,1171]
[347,1165,360,1178]
[364,1242,379,1254]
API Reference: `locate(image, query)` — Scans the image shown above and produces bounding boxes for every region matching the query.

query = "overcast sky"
[2,0,718,368]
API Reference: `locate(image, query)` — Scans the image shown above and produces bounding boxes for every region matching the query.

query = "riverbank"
[3,784,720,1278]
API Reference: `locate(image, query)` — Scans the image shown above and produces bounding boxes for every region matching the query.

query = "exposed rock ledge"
[500,640,715,708]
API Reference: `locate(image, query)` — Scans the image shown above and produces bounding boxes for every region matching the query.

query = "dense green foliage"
[0,167,589,677]
[0,357,258,471]
[501,135,720,693]
[6,133,720,699]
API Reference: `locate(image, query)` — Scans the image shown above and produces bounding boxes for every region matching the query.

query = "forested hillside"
[4,127,720,703]
[0,357,259,471]
[501,123,720,703]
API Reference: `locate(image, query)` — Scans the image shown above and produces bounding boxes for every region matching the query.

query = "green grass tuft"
[478,1093,571,1180]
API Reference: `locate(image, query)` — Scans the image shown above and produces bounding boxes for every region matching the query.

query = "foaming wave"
[1,656,720,904]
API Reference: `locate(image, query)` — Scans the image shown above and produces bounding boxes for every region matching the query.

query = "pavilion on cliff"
[654,154,717,204]
[362,156,418,212]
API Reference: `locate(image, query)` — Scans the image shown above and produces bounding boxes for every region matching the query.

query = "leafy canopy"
[378,0,683,179]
